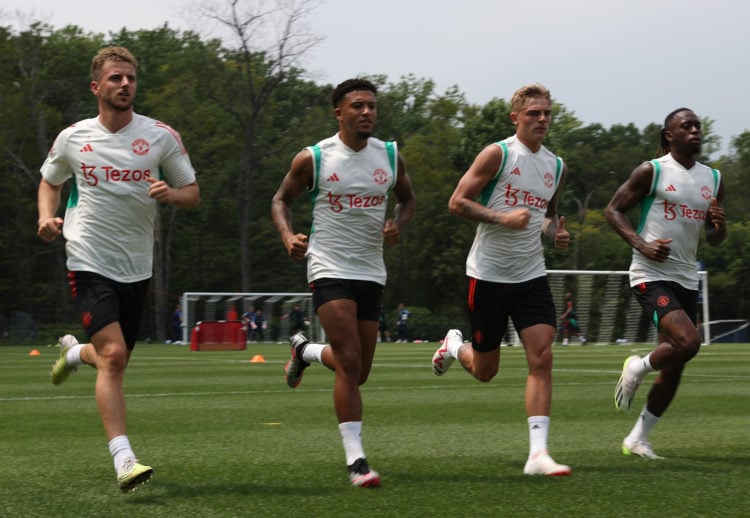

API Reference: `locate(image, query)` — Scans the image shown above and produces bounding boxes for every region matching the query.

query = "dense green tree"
[698,221,750,320]
[0,18,747,342]
[190,0,323,293]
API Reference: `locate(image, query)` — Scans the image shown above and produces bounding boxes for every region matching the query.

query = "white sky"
[4,0,749,157]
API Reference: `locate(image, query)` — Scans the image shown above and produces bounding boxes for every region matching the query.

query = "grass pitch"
[1,341,748,517]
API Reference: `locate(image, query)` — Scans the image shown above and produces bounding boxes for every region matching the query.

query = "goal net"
[180,292,318,349]
[533,269,711,346]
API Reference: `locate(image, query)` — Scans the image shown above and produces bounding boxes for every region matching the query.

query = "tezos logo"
[373,168,388,185]
[657,296,670,307]
[132,139,150,156]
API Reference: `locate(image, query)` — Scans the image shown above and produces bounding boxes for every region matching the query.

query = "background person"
[396,303,410,343]
[171,303,184,344]
[290,304,306,334]
[251,308,266,342]
[558,292,585,345]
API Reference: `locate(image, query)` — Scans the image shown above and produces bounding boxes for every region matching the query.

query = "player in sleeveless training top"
[271,78,416,487]
[37,46,200,492]
[430,84,573,476]
[606,108,726,459]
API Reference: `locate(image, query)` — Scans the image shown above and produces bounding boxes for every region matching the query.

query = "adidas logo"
[80,143,93,152]
[510,167,521,176]
[665,184,676,192]
[327,172,340,182]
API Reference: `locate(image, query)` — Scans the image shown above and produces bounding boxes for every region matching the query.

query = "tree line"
[1,13,748,343]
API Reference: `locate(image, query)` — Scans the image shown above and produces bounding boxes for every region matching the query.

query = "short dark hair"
[331,78,377,108]
[657,107,693,156]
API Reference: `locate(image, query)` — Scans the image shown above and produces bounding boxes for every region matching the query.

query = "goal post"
[180,292,319,347]
[544,270,711,345]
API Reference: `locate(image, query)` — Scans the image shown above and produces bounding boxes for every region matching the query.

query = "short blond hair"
[510,84,551,112]
[90,46,138,81]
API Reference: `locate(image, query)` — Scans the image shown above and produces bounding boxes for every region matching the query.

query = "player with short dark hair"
[606,107,726,459]
[271,77,416,487]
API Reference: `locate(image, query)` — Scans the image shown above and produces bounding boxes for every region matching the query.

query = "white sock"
[629,354,653,377]
[528,416,550,457]
[65,344,85,367]
[108,435,136,475]
[447,337,463,359]
[642,352,655,372]
[626,406,660,443]
[301,343,327,364]
[338,421,366,466]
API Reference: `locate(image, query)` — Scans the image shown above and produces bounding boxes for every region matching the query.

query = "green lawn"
[1,341,748,517]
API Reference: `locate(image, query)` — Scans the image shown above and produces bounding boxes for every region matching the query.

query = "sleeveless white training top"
[466,135,563,283]
[306,133,398,285]
[629,153,720,290]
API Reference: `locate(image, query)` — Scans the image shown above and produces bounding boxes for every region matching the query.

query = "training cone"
[250,354,265,363]
[29,349,41,356]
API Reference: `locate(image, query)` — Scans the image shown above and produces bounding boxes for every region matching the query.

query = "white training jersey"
[40,114,197,282]
[629,153,720,290]
[466,135,563,283]
[305,133,398,285]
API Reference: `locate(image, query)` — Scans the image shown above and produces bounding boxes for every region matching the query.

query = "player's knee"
[97,347,128,372]
[473,365,498,382]
[675,335,701,363]
[528,348,553,372]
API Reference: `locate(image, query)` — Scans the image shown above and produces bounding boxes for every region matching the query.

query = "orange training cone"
[250,354,265,363]
[29,349,41,356]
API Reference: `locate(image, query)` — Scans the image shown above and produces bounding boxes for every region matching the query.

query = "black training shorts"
[309,278,383,321]
[631,280,698,330]
[466,275,556,352]
[67,271,149,350]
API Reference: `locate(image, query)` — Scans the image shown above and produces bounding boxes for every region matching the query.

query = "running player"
[606,107,726,459]
[37,46,200,492]
[430,84,572,476]
[271,78,416,487]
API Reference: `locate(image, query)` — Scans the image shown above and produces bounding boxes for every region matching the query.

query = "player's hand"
[286,233,308,260]
[708,197,726,230]
[640,238,673,262]
[37,217,64,242]
[554,216,570,249]
[383,218,400,245]
[501,208,530,229]
[146,177,173,203]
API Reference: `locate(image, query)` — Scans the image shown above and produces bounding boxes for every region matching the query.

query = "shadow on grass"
[124,479,344,503]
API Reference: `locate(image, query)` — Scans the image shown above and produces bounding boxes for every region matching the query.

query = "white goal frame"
[180,292,318,344]
[542,269,711,345]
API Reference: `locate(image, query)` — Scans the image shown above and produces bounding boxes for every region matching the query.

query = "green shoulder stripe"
[307,145,322,206]
[385,141,398,189]
[307,145,322,235]
[66,182,79,209]
[637,160,660,234]
[480,141,508,206]
[711,169,720,195]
